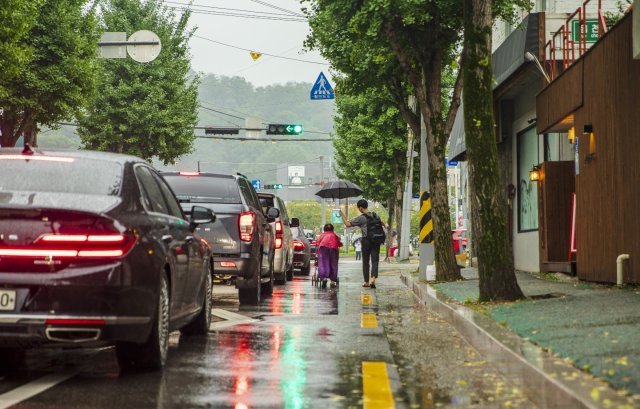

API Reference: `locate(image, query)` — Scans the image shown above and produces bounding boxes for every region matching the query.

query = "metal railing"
[543,0,608,81]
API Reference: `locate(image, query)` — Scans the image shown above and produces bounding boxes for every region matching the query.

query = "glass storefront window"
[517,127,539,231]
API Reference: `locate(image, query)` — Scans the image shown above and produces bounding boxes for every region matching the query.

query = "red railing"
[543,0,608,81]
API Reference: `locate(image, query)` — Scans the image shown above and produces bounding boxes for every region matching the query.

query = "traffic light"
[266,124,303,135]
[264,184,284,190]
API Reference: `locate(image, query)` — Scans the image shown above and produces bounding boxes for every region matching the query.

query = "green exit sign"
[571,19,599,43]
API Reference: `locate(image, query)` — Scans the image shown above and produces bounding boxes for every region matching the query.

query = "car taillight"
[0,232,136,260]
[274,221,283,249]
[293,240,305,252]
[179,171,200,176]
[238,211,255,242]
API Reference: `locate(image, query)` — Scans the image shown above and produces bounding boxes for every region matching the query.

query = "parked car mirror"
[190,206,216,229]
[290,217,300,227]
[266,206,280,222]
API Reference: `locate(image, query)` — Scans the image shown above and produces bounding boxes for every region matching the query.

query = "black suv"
[161,172,278,305]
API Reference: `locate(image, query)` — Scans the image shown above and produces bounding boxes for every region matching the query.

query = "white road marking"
[0,371,76,409]
[209,308,257,331]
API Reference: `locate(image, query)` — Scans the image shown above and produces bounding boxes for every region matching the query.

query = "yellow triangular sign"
[250,52,262,61]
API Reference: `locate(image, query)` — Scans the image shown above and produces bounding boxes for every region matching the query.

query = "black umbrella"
[315,180,363,200]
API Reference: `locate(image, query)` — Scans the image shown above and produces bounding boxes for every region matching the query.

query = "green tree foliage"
[333,83,408,205]
[0,0,98,147]
[0,0,41,98]
[78,0,198,164]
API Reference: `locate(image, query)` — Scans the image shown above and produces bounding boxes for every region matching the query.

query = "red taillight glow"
[238,212,255,242]
[275,221,283,235]
[179,171,200,176]
[0,232,135,260]
[220,261,236,268]
[45,319,105,326]
[0,155,74,163]
[293,240,305,252]
[275,238,283,249]
[274,221,283,249]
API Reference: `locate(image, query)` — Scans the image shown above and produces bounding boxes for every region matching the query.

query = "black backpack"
[364,212,386,245]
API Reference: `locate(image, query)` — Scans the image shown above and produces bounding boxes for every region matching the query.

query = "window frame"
[516,125,540,233]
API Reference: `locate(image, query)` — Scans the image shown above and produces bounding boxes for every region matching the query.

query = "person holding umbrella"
[340,199,386,289]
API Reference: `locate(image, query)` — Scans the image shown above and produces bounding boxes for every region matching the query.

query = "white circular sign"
[127,30,161,63]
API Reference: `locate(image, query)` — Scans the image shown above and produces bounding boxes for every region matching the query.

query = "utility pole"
[399,97,417,260]
[419,113,435,277]
[320,156,326,226]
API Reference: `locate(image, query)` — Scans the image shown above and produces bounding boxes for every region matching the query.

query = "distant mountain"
[38,74,336,182]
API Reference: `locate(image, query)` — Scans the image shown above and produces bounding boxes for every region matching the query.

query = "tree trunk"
[0,110,28,147]
[463,0,524,301]
[384,198,394,262]
[24,120,37,147]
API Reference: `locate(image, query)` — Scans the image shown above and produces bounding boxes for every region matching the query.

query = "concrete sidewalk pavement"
[402,268,640,409]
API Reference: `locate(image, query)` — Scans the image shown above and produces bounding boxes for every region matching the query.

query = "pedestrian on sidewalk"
[354,239,362,261]
[316,223,342,288]
[341,199,386,289]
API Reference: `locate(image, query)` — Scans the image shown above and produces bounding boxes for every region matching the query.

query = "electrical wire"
[244,156,323,176]
[163,1,303,18]
[193,35,329,65]
[198,104,245,121]
[167,6,307,22]
[246,0,305,17]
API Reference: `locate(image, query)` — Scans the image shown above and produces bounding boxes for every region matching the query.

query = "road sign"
[99,32,126,58]
[570,19,599,43]
[251,180,261,191]
[331,209,342,224]
[205,128,239,135]
[310,72,335,100]
[127,30,162,63]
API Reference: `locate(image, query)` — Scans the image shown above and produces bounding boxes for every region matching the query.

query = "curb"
[400,272,633,409]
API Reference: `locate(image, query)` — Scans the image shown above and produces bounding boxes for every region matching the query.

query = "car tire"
[116,272,170,371]
[0,348,24,374]
[238,256,261,305]
[301,263,311,276]
[286,262,294,281]
[261,257,274,296]
[181,265,212,336]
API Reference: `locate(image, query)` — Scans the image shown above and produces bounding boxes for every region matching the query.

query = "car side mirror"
[266,207,280,223]
[190,206,216,230]
[290,217,300,228]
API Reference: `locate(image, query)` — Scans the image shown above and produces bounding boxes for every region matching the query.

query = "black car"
[161,172,279,305]
[290,218,311,275]
[0,148,215,371]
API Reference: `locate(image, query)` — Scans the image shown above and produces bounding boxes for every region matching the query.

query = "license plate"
[0,289,16,311]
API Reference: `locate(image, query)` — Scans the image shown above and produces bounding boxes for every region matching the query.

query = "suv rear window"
[163,175,241,204]
[0,155,122,195]
[259,195,275,213]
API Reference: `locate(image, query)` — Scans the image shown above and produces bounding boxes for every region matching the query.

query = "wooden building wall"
[576,14,640,283]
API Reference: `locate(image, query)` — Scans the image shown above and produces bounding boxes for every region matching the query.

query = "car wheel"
[238,256,261,305]
[286,262,294,281]
[181,265,212,336]
[0,348,25,374]
[301,262,311,276]
[117,272,170,371]
[261,257,275,296]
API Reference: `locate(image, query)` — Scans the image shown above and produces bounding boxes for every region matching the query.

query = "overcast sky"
[166,0,333,87]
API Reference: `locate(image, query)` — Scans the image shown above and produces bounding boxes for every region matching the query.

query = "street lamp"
[525,51,551,83]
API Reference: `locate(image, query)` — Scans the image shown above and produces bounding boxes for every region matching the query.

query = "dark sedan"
[0,148,215,371]
[290,218,311,275]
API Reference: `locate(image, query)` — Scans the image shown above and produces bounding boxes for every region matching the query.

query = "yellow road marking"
[362,362,395,409]
[361,313,378,329]
[361,293,372,305]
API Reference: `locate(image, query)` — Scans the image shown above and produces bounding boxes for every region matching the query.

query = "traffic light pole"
[320,156,326,227]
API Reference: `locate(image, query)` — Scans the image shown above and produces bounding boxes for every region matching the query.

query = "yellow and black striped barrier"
[419,191,434,244]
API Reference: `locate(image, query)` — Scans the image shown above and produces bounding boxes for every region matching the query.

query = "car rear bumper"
[0,262,156,347]
[292,252,309,269]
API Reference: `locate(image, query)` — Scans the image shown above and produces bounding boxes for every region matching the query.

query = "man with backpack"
[340,199,386,288]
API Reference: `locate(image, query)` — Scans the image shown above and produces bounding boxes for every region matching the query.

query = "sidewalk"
[402,268,640,408]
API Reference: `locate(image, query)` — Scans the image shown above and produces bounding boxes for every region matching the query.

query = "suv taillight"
[239,211,255,242]
[274,221,283,249]
[293,240,305,252]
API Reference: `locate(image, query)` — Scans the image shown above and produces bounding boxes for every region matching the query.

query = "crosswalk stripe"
[362,362,395,409]
[0,371,76,409]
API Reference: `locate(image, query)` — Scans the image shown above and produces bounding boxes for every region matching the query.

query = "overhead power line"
[193,35,329,66]
[247,0,305,17]
[163,1,303,18]
[198,104,245,121]
[168,7,308,22]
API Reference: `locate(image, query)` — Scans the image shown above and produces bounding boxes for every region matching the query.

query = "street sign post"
[331,209,342,224]
[98,30,162,63]
[251,180,261,192]
[310,72,335,100]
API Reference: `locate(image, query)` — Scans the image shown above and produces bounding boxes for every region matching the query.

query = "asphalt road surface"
[0,259,535,408]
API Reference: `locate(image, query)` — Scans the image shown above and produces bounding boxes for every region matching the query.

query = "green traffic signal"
[266,124,303,135]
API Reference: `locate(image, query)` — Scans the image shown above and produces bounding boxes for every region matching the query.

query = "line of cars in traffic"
[0,147,311,371]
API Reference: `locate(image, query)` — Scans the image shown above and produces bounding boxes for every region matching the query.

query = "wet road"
[0,259,535,408]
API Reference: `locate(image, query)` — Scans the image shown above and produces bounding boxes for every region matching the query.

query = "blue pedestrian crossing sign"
[251,179,261,192]
[310,72,335,100]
